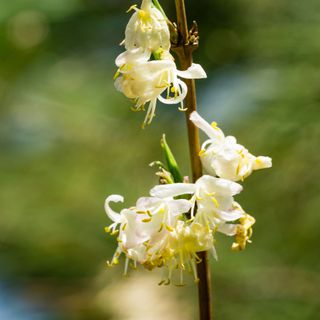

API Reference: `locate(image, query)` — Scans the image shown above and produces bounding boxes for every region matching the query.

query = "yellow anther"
[165,225,174,232]
[236,163,241,175]
[164,279,171,285]
[211,196,219,208]
[158,223,164,232]
[158,207,165,214]
[211,121,218,128]
[199,149,206,157]
[138,10,146,18]
[126,4,138,13]
[196,195,203,200]
[142,217,152,223]
[113,70,120,80]
[113,257,119,265]
[122,223,127,231]
[104,226,111,233]
[110,229,119,236]
[146,210,152,217]
[158,280,166,286]
[136,210,146,214]
[116,237,122,243]
[170,86,176,93]
[155,84,168,89]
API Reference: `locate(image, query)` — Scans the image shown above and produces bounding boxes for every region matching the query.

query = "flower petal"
[104,195,124,223]
[115,48,150,67]
[217,223,237,236]
[176,63,207,79]
[190,111,222,140]
[166,199,192,215]
[150,183,196,198]
[197,175,243,196]
[253,156,272,170]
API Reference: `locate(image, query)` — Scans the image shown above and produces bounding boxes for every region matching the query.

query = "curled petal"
[190,111,223,140]
[104,195,124,223]
[158,79,187,105]
[176,63,207,79]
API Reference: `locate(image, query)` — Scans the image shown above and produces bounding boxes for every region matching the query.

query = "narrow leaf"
[161,134,183,183]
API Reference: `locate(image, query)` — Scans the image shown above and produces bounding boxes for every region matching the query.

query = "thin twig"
[173,1,213,319]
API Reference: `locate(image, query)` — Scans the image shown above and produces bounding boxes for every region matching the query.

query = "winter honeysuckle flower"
[125,0,170,52]
[104,194,191,273]
[190,111,272,181]
[156,220,215,285]
[150,175,245,232]
[115,50,207,126]
[231,213,256,251]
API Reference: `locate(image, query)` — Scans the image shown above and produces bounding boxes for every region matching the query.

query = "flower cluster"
[104,111,272,284]
[114,0,207,127]
[106,0,272,285]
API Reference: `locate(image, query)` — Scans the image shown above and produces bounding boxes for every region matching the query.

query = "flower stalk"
[173,0,212,319]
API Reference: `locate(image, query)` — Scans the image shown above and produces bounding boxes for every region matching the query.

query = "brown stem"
[173,1,212,319]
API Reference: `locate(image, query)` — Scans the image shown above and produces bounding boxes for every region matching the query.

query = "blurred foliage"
[0,0,320,319]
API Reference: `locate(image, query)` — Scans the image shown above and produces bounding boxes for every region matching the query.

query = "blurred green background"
[1,0,320,319]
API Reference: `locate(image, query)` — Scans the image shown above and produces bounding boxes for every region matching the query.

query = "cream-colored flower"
[150,175,245,232]
[125,0,170,52]
[155,221,215,285]
[115,49,206,126]
[190,111,272,181]
[104,194,191,273]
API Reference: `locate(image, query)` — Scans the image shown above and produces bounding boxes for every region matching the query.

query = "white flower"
[104,194,191,273]
[125,0,170,52]
[115,49,207,126]
[150,175,245,232]
[190,111,272,181]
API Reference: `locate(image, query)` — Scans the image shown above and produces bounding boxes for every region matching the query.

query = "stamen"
[158,223,164,232]
[126,4,138,13]
[113,70,120,80]
[110,229,119,236]
[191,259,199,283]
[123,257,129,276]
[165,224,174,232]
[211,196,219,208]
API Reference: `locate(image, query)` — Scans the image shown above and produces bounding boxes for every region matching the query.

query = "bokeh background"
[1,0,320,319]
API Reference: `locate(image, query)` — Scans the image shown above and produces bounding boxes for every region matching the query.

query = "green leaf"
[152,0,167,19]
[160,134,183,183]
